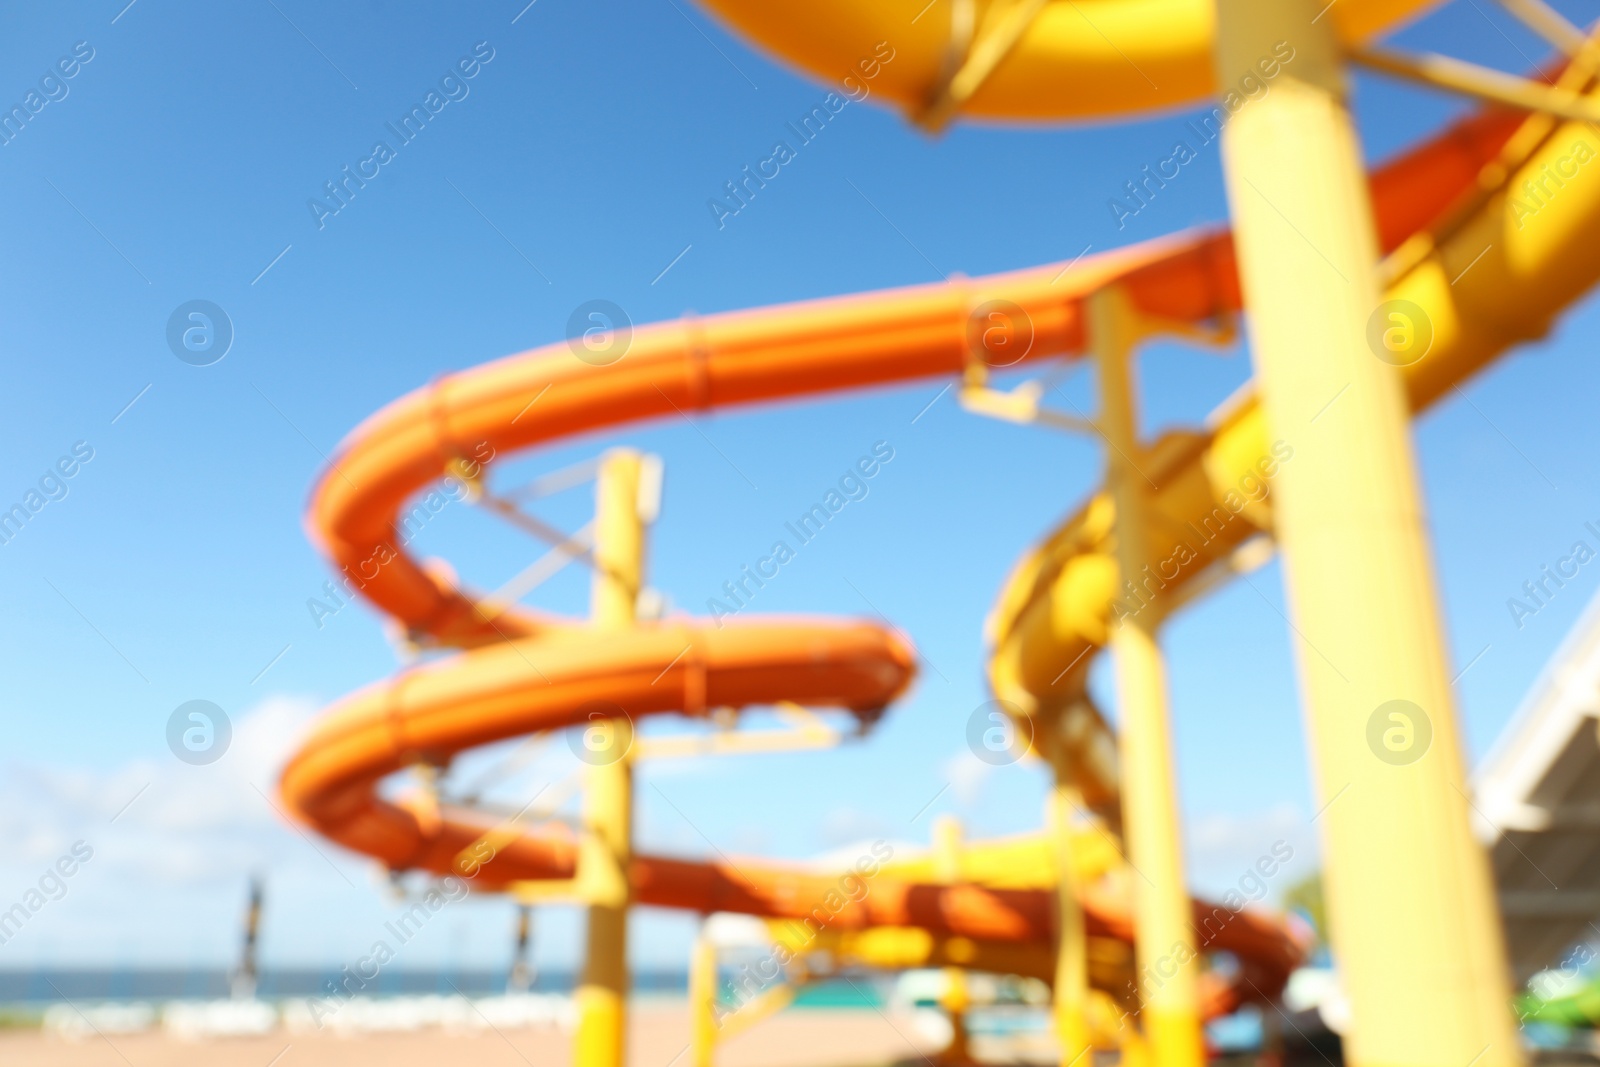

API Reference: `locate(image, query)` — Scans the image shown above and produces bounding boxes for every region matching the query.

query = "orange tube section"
[306,105,1519,653]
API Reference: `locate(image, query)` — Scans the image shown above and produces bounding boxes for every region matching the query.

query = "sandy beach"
[0,1004,938,1067]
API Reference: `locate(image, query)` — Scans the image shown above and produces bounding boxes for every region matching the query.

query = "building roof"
[1473,589,1600,981]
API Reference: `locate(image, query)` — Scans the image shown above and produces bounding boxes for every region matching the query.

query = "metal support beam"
[1213,3,1525,1066]
[1493,0,1588,57]
[1501,891,1600,918]
[690,933,718,1067]
[1047,768,1092,1067]
[574,448,644,1067]
[1088,285,1203,1067]
[918,0,1051,132]
[1351,45,1600,124]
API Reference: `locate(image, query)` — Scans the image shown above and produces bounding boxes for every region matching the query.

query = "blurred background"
[0,0,1597,1060]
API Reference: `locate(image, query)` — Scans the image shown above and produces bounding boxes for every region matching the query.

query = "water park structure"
[277,3,1600,1067]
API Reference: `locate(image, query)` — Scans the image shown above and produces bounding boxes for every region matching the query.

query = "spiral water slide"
[280,0,1600,1029]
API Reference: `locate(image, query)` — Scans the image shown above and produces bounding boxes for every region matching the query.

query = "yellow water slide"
[699,0,1437,123]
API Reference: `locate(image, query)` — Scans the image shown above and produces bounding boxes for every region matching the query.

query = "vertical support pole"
[1211,5,1524,1067]
[575,448,643,1067]
[232,876,263,1000]
[509,902,534,994]
[1046,767,1092,1067]
[1121,1026,1152,1067]
[690,932,718,1067]
[1089,287,1204,1067]
[933,815,971,1065]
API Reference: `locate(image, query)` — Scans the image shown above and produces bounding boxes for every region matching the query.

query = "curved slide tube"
[303,104,1521,651]
[281,96,1544,1011]
[696,0,1439,123]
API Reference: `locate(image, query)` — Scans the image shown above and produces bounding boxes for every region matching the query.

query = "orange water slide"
[303,105,1519,650]
[279,615,1299,985]
[280,101,1526,1005]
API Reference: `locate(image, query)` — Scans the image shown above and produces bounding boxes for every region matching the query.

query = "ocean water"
[0,968,658,1003]
[0,969,886,1007]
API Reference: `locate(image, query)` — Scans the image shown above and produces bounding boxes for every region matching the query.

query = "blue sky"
[1,0,1598,974]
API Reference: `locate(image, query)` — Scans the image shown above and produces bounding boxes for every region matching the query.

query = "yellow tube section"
[874,827,1121,888]
[695,0,1438,123]
[988,79,1600,805]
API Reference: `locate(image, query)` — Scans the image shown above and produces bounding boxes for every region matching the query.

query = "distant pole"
[231,875,263,1000]
[509,903,536,994]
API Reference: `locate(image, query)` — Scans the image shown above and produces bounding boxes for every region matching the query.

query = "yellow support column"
[1211,6,1522,1067]
[933,815,972,1065]
[575,448,644,1067]
[1088,287,1203,1067]
[1046,771,1091,1067]
[690,932,719,1067]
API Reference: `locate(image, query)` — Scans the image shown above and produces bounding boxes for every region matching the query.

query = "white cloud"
[1184,803,1319,904]
[0,695,363,964]
[815,806,893,849]
[942,749,996,807]
[0,695,697,970]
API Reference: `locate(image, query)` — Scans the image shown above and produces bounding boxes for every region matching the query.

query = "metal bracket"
[1493,0,1588,57]
[956,290,1234,437]
[466,450,665,624]
[633,702,847,760]
[916,0,1052,133]
[958,377,1099,434]
[1350,45,1600,124]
